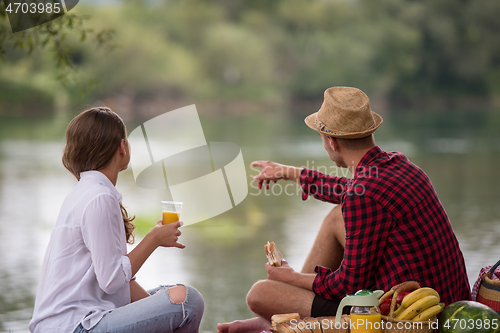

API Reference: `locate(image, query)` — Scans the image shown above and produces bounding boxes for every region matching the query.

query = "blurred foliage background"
[1,1,500,332]
[1,0,500,125]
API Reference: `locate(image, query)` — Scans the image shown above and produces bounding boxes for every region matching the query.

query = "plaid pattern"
[301,146,471,305]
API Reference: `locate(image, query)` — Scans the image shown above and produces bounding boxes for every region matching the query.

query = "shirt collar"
[80,171,122,202]
[354,145,383,178]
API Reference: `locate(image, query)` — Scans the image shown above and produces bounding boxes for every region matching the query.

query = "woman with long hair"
[29,107,204,333]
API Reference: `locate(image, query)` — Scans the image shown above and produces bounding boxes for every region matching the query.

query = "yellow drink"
[162,211,180,224]
[350,313,381,333]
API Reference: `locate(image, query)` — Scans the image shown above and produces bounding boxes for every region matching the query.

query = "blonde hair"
[62,107,135,244]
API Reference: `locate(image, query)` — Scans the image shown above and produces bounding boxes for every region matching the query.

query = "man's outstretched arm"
[251,161,304,189]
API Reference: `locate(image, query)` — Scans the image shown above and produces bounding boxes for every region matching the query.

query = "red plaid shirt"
[300,146,471,305]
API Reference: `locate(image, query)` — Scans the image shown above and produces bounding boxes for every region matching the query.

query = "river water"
[0,111,499,332]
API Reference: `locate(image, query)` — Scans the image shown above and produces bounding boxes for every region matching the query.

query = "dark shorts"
[311,294,351,317]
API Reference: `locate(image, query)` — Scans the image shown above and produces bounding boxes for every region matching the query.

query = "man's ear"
[328,136,339,152]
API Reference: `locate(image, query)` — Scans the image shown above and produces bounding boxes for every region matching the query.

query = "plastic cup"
[161,201,183,225]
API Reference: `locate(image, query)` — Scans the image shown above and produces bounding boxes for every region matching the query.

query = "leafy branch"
[0,1,115,89]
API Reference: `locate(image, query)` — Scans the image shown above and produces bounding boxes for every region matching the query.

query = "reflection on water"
[1,126,500,332]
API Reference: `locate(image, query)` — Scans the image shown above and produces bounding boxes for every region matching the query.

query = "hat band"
[315,114,346,136]
[315,114,378,136]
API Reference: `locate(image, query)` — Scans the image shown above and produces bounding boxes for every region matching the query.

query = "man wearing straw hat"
[217,87,470,333]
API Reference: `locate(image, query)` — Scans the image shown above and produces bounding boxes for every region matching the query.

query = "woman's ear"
[119,139,127,156]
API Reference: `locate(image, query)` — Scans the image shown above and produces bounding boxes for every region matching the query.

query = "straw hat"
[305,87,383,139]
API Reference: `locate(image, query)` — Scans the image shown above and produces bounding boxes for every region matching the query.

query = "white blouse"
[29,171,133,333]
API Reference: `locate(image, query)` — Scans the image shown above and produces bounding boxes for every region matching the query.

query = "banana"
[393,304,405,317]
[396,295,440,320]
[401,287,440,308]
[411,303,445,321]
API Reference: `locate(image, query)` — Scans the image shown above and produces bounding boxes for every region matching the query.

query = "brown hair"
[62,107,135,244]
[334,134,376,151]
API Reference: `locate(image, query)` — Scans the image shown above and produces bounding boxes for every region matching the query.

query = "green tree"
[0,1,114,86]
[367,0,500,102]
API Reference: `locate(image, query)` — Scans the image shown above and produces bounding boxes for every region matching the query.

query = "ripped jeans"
[73,285,204,333]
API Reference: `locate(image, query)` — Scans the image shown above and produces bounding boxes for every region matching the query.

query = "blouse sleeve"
[81,194,132,294]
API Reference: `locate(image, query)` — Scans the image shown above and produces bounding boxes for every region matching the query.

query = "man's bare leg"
[218,206,344,333]
[217,280,315,333]
[247,279,316,319]
[301,205,345,273]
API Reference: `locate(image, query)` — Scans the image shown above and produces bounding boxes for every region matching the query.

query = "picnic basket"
[477,259,500,315]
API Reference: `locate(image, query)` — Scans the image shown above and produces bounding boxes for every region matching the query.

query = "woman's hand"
[149,220,185,249]
[127,220,185,277]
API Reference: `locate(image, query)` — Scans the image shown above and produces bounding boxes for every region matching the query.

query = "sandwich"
[271,313,301,333]
[271,313,300,325]
[265,241,285,267]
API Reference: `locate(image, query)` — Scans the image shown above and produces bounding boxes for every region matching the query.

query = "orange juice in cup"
[162,211,180,224]
[161,201,183,225]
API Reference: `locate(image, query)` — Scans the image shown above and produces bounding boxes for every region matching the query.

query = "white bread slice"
[294,319,313,333]
[302,318,323,333]
[271,313,301,332]
[275,322,298,333]
[271,313,300,324]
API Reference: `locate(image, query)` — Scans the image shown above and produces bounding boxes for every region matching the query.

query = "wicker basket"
[381,314,435,333]
[477,259,500,315]
[379,281,437,333]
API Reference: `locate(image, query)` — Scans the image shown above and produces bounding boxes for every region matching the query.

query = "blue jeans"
[73,285,204,333]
